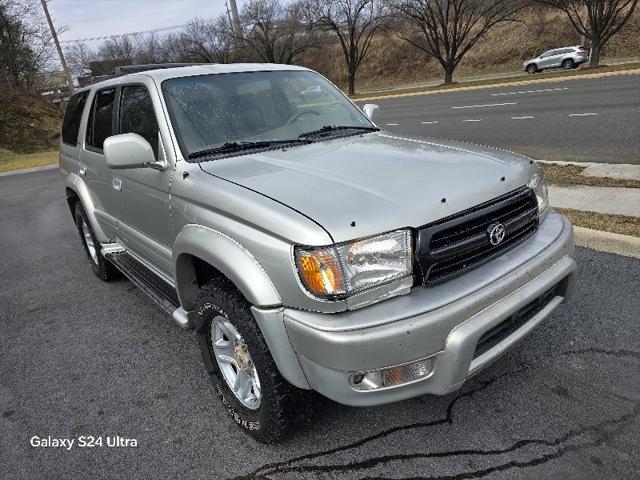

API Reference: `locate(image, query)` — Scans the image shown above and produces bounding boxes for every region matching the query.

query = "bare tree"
[130,32,168,64]
[241,0,316,64]
[538,0,638,66]
[179,15,236,63]
[0,0,53,91]
[307,0,386,95]
[97,35,136,61]
[64,42,96,78]
[394,0,529,84]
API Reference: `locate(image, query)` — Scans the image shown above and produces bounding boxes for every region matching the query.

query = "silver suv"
[523,46,590,74]
[59,64,576,442]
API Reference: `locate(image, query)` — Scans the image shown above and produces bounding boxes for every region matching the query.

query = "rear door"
[538,50,557,68]
[112,80,175,276]
[548,49,568,68]
[59,90,89,177]
[79,87,120,240]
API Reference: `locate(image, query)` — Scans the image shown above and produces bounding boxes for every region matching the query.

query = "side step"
[105,251,193,330]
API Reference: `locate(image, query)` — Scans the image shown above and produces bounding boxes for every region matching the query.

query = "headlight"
[528,172,549,220]
[295,229,413,299]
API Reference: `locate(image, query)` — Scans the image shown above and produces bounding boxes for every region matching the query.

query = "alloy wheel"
[81,220,99,264]
[210,315,262,410]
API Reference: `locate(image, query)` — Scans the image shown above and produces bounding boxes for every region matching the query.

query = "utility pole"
[228,0,243,40]
[40,0,74,92]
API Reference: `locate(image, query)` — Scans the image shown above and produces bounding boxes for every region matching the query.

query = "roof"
[76,63,311,92]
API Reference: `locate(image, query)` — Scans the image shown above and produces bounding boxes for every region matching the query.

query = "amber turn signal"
[296,249,344,297]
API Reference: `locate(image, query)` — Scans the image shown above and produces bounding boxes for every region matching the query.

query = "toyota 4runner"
[59,63,576,442]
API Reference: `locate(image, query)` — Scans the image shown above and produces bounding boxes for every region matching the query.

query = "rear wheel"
[194,278,313,443]
[562,59,574,70]
[74,203,119,281]
[526,64,537,74]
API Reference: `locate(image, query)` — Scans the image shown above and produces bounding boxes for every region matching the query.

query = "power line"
[59,23,189,44]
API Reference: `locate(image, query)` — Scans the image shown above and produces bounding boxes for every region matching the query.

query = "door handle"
[112,178,122,191]
[79,162,87,176]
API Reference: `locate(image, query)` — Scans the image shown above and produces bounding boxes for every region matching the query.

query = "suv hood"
[199,132,538,244]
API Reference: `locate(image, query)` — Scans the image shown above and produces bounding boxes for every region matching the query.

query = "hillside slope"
[0,92,62,154]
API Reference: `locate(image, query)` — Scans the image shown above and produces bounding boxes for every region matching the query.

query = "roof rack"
[77,63,211,87]
[114,63,210,74]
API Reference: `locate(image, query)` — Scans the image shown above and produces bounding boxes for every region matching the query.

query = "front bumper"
[280,213,576,406]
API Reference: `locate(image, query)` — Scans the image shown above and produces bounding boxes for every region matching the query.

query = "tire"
[526,64,537,74]
[74,202,119,281]
[195,278,313,443]
[562,59,574,70]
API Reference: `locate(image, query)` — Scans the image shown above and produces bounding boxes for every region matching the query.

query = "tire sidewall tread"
[74,203,119,281]
[195,278,312,443]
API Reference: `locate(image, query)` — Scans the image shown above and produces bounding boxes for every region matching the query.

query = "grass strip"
[351,63,640,100]
[539,163,640,188]
[556,207,640,238]
[0,150,58,173]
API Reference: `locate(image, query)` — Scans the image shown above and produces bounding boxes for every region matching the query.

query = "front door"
[112,82,175,277]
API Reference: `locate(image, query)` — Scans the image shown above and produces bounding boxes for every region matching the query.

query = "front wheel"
[195,278,313,443]
[526,64,537,74]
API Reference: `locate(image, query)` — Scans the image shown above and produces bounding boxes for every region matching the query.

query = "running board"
[105,251,194,330]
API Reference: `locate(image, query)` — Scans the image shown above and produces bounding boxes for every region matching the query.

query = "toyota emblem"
[487,223,506,246]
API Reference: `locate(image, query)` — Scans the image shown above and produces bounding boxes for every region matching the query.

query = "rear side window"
[118,85,159,159]
[61,91,88,145]
[86,88,116,151]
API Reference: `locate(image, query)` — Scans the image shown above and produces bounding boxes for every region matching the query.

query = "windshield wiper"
[298,125,380,139]
[188,139,313,160]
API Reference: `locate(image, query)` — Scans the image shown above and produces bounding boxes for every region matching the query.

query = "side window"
[119,85,159,159]
[61,91,89,145]
[86,88,116,151]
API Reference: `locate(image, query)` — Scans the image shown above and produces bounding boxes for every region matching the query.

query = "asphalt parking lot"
[1,169,639,480]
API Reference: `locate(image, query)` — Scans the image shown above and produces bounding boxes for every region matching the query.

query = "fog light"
[351,357,434,391]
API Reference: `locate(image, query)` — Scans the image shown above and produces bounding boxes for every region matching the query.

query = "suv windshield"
[162,70,375,159]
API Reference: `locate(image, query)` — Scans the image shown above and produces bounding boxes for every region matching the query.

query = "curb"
[354,68,640,102]
[0,164,57,177]
[574,226,640,259]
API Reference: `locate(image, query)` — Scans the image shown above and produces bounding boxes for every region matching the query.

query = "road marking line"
[386,123,399,125]
[452,102,517,109]
[356,70,638,102]
[462,119,483,122]
[421,121,439,124]
[491,87,569,96]
[512,116,535,120]
[568,113,598,117]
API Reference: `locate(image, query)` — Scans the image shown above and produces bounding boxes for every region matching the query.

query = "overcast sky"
[50,0,233,44]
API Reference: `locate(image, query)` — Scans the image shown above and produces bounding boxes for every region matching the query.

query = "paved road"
[2,170,640,480]
[358,74,640,164]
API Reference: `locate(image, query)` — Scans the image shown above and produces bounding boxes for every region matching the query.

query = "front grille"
[416,187,538,285]
[472,282,561,360]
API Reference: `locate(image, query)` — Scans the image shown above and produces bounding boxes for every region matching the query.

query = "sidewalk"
[548,185,640,217]
[544,161,640,258]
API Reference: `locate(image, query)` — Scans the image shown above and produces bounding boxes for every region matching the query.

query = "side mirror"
[362,103,379,121]
[103,133,165,170]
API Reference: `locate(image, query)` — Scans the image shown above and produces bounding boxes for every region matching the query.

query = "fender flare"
[173,224,282,311]
[64,173,109,243]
